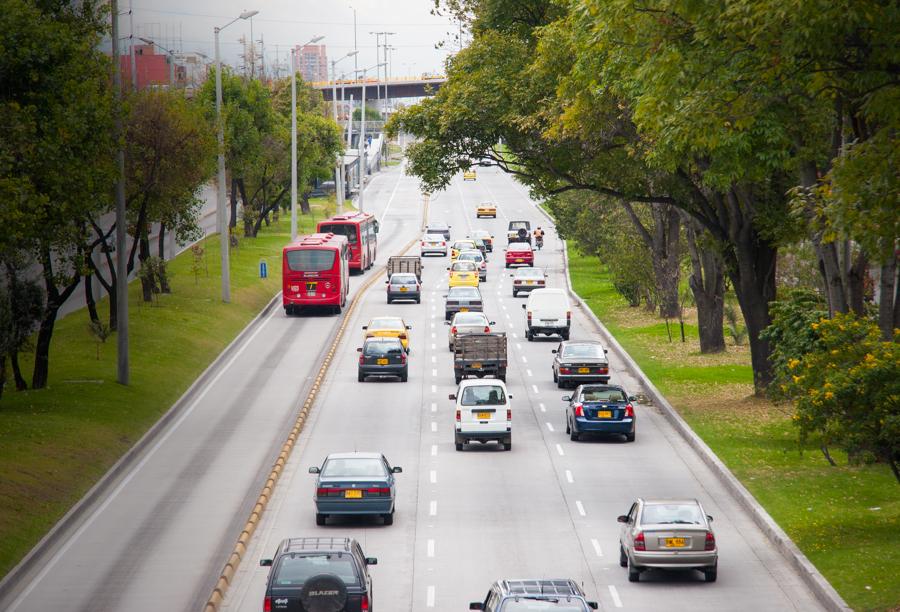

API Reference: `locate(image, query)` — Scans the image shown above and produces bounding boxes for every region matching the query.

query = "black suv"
[470,579,599,611]
[260,537,377,611]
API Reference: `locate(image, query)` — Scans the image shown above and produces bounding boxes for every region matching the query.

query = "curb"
[0,291,282,604]
[203,194,430,612]
[535,198,850,612]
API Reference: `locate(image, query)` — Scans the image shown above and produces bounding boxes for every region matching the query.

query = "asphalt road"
[219,167,824,612]
[0,164,420,612]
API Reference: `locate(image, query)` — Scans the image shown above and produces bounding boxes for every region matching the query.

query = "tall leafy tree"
[0,0,116,388]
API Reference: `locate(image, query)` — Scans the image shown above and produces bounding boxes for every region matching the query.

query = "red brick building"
[120,44,172,89]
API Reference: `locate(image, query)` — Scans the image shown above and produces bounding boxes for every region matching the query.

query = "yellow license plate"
[400,287,408,292]
[578,367,591,374]
[665,537,686,548]
[597,410,612,418]
[472,362,482,369]
[344,489,362,499]
[515,258,523,263]
[305,282,317,293]
[526,280,534,285]
[460,307,469,312]
[476,412,491,419]
[376,358,389,365]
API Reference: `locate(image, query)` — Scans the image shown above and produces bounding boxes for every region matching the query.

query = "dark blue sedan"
[563,384,636,442]
[309,452,402,526]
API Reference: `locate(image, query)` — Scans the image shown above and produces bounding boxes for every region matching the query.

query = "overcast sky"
[124,0,461,79]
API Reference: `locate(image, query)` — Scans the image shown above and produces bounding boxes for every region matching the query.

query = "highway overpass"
[312,76,446,101]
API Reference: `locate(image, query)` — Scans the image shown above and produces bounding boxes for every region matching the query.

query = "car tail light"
[441,241,446,246]
[634,532,646,551]
[538,280,545,285]
[421,241,425,246]
[514,280,521,285]
[361,594,370,612]
[400,352,407,364]
[625,404,635,418]
[358,354,365,365]
[451,326,457,334]
[483,326,490,333]
[456,409,461,422]
[317,487,342,496]
[506,409,512,421]
[566,311,572,325]
[573,403,584,417]
[399,333,407,340]
[366,487,391,495]
[705,531,716,551]
[600,367,608,374]
[527,311,532,324]
[264,596,271,612]
[559,367,571,374]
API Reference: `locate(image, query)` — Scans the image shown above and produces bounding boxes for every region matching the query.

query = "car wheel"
[454,374,462,384]
[565,419,571,434]
[383,511,394,526]
[553,370,558,383]
[400,371,408,383]
[626,430,636,442]
[512,290,517,297]
[416,297,421,304]
[448,342,453,351]
[445,312,451,320]
[704,564,717,582]
[503,438,512,451]
[455,442,463,451]
[358,372,365,382]
[570,428,579,442]
[526,330,533,341]
[628,560,641,583]
[386,297,392,304]
[620,546,628,568]
[316,513,327,526]
[561,330,570,340]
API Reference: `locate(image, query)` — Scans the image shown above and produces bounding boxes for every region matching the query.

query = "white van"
[522,288,571,341]
[450,379,512,451]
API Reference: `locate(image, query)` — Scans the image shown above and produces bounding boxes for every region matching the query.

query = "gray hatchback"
[386,272,421,304]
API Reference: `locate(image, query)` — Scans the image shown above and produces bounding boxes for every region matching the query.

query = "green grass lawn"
[568,248,900,611]
[0,199,338,579]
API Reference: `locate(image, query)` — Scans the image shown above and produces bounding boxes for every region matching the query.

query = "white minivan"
[522,288,571,341]
[450,379,512,451]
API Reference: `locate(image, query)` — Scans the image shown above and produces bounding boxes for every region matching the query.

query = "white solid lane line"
[576,501,586,516]
[591,538,603,557]
[608,585,623,608]
[565,469,574,484]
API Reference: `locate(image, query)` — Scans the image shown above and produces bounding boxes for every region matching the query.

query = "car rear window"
[509,244,533,252]
[424,234,445,241]
[318,223,358,244]
[369,317,404,329]
[322,458,388,478]
[453,241,476,249]
[581,389,626,402]
[460,385,506,406]
[449,287,480,298]
[274,553,359,586]
[364,341,404,356]
[516,268,544,278]
[286,249,336,272]
[391,275,418,285]
[641,503,704,525]
[454,313,487,325]
[500,600,587,611]
[563,345,605,359]
[458,252,483,262]
[452,262,477,271]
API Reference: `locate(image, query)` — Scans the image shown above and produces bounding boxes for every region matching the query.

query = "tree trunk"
[878,255,897,340]
[230,177,239,229]
[32,247,81,389]
[238,178,256,237]
[300,190,312,215]
[847,249,868,317]
[685,221,725,353]
[622,202,681,318]
[89,217,117,330]
[138,230,153,303]
[0,355,5,400]
[157,223,171,293]
[85,268,100,324]
[10,350,26,391]
[815,240,849,315]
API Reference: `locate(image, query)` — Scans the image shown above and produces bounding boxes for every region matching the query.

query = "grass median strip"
[0,201,336,580]
[567,248,899,612]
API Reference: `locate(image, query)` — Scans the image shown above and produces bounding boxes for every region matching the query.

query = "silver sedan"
[446,312,495,351]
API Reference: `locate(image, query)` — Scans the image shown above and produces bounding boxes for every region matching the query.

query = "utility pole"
[128,0,137,90]
[331,51,357,215]
[290,47,297,241]
[112,0,129,384]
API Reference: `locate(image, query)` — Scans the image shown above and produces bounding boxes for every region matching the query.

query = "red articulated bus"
[282,233,350,315]
[316,211,379,273]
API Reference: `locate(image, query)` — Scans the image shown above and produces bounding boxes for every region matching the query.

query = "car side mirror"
[362,325,368,330]
[444,321,451,325]
[588,603,599,610]
[508,394,513,399]
[365,557,378,565]
[617,515,629,523]
[446,267,450,270]
[260,558,273,567]
[551,349,557,354]
[384,280,389,284]
[509,274,514,277]
[489,321,496,325]
[392,466,403,473]
[521,304,526,310]
[707,514,714,522]
[449,394,457,400]
[442,294,448,298]
[469,604,484,611]
[561,395,571,402]
[604,348,609,354]
[308,466,320,474]
[628,395,636,402]
[406,325,412,330]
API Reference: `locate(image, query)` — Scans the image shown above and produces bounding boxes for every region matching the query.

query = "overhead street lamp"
[215,9,257,303]
[290,35,324,242]
[331,50,358,215]
[138,37,177,87]
[354,62,386,213]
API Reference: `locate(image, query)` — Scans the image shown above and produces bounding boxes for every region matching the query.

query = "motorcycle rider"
[534,226,545,249]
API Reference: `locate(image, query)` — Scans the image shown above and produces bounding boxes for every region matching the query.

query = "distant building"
[297,44,327,82]
[119,44,172,89]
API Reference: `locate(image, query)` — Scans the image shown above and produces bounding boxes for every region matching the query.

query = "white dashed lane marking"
[427,539,435,558]
[556,444,565,456]
[575,501,586,516]
[591,538,603,557]
[427,585,436,607]
[429,501,437,516]
[430,421,437,432]
[545,422,554,432]
[539,402,546,412]
[608,585,622,608]
[429,470,437,484]
[532,384,540,394]
[565,469,574,483]
[430,444,438,456]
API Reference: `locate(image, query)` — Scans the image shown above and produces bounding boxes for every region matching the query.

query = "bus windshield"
[319,223,359,244]
[287,249,336,272]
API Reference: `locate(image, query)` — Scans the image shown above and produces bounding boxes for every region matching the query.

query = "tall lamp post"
[215,9,257,303]
[290,35,324,241]
[138,37,177,87]
[331,51,357,215]
[355,63,385,213]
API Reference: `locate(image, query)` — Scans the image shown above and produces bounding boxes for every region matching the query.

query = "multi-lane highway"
[1,163,824,612]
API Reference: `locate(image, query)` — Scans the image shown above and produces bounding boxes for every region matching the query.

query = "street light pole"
[331,51,357,215]
[112,0,129,384]
[215,9,258,303]
[289,35,324,241]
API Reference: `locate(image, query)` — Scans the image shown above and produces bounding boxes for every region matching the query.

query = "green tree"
[0,0,116,389]
[352,106,384,122]
[761,289,829,397]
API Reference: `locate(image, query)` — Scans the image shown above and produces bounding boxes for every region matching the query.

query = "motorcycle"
[535,235,544,250]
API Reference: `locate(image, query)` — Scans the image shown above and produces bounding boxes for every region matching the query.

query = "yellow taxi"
[362,316,412,351]
[450,239,478,259]
[447,261,480,288]
[463,169,477,181]
[476,202,497,218]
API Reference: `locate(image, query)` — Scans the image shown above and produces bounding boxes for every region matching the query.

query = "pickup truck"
[387,255,423,281]
[453,333,507,384]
